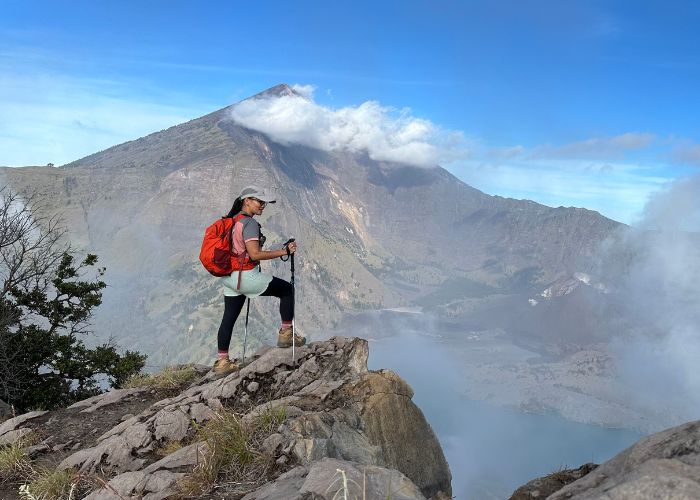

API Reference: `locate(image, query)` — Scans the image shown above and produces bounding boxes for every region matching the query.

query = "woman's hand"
[244,239,298,261]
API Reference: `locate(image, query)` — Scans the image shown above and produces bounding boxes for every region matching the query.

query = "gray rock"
[262,433,285,455]
[84,469,185,500]
[188,402,215,422]
[83,487,125,500]
[142,470,186,499]
[59,433,148,473]
[143,441,210,473]
[509,463,597,499]
[299,357,319,374]
[0,410,46,436]
[241,466,308,500]
[550,420,700,499]
[242,396,301,427]
[24,443,50,458]
[247,381,260,392]
[288,411,381,466]
[86,471,147,498]
[297,378,345,400]
[0,427,33,446]
[98,414,143,441]
[352,371,450,498]
[300,457,426,500]
[68,388,146,413]
[206,397,223,411]
[239,345,311,377]
[152,409,190,443]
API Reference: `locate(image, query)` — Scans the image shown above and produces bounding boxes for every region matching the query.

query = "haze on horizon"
[2,0,700,224]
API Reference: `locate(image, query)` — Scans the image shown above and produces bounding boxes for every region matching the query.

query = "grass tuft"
[0,436,36,483]
[178,405,286,496]
[20,468,75,500]
[121,365,199,389]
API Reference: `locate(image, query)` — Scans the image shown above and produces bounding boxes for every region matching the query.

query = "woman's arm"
[245,239,297,261]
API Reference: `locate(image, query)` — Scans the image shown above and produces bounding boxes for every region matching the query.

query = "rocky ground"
[0,384,191,500]
[509,419,700,499]
[0,337,451,499]
[509,463,598,499]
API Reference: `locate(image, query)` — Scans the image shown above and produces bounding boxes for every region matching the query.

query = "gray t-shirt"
[240,216,261,243]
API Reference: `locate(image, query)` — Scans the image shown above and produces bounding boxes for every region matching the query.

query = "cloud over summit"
[229,85,467,167]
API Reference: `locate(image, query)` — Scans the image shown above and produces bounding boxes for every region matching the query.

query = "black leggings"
[217,276,294,351]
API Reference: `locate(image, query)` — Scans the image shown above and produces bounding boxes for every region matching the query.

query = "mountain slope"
[0,84,622,365]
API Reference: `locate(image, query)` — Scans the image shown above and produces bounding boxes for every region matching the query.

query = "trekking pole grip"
[280,238,295,261]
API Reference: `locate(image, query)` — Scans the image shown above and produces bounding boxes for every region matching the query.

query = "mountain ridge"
[0,84,623,367]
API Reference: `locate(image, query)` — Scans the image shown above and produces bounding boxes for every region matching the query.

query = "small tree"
[0,187,146,412]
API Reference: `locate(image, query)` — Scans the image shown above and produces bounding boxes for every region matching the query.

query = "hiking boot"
[212,357,239,375]
[277,327,306,348]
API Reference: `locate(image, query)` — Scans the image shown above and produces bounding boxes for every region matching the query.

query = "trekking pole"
[281,238,296,365]
[242,298,250,362]
[291,250,296,365]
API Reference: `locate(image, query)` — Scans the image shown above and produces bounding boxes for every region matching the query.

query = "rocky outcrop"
[5,337,451,499]
[242,458,426,500]
[512,419,700,499]
[0,411,46,446]
[509,463,598,499]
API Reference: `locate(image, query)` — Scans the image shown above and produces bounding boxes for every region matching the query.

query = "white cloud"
[530,132,655,160]
[228,86,468,168]
[672,143,700,167]
[604,173,700,427]
[639,175,700,231]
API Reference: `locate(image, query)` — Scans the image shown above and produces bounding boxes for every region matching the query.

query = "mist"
[332,310,640,499]
[603,174,700,428]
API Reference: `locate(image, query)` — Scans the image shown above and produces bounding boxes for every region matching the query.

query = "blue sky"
[2,0,699,223]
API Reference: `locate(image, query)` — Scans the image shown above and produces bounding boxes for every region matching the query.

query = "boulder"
[68,388,148,413]
[539,420,700,499]
[509,463,597,499]
[0,410,46,446]
[300,458,426,500]
[241,458,426,500]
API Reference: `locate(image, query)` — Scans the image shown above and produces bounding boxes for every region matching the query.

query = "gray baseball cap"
[239,185,276,203]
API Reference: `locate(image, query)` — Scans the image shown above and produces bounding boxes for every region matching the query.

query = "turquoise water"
[367,333,642,499]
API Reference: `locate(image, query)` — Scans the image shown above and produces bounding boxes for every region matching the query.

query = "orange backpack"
[199,214,257,287]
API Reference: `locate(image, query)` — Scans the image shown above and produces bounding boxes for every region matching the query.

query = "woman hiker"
[213,186,306,374]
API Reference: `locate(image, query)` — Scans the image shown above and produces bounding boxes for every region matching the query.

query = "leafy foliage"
[0,187,146,412]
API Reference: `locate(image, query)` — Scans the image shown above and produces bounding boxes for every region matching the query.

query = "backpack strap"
[231,213,253,290]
